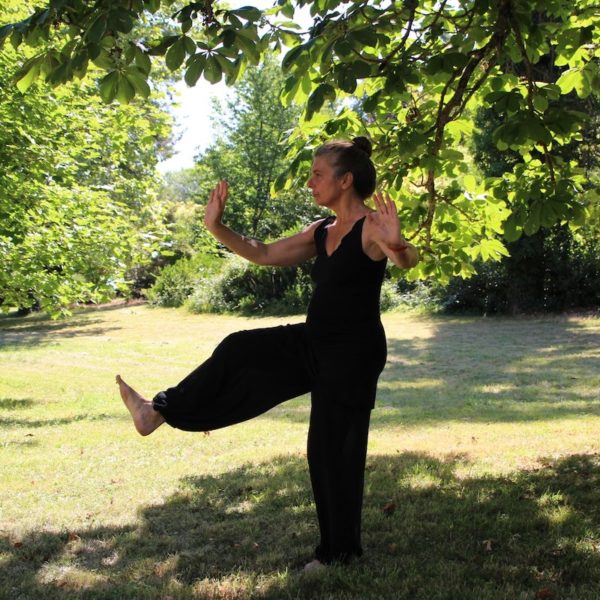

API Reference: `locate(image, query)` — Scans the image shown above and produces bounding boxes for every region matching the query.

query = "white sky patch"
[157,78,232,173]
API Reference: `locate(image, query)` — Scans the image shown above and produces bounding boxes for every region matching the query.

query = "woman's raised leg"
[123,323,312,433]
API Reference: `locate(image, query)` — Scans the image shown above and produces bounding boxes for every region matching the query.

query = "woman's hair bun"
[351,136,372,157]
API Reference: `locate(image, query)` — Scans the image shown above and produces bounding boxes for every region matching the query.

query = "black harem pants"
[152,321,387,564]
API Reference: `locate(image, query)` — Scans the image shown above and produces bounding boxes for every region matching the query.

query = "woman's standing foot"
[116,375,165,436]
[303,559,326,573]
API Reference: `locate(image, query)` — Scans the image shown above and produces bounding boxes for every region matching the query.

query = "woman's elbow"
[244,240,270,265]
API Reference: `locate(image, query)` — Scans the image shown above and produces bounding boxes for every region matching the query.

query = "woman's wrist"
[387,240,409,252]
[205,220,224,235]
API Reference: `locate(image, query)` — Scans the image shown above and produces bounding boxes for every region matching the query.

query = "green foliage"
[159,168,205,205]
[378,279,402,313]
[273,0,600,281]
[385,279,443,314]
[0,2,175,316]
[155,171,218,267]
[434,226,600,314]
[192,54,321,240]
[146,252,220,308]
[186,254,313,315]
[153,56,321,314]
[2,0,599,284]
[1,186,140,314]
[433,103,600,315]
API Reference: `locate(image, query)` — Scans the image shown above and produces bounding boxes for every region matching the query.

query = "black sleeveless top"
[305,215,388,409]
[307,215,387,333]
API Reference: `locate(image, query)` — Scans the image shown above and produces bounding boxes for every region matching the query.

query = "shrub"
[376,278,442,314]
[146,253,221,308]
[379,279,402,312]
[186,254,313,315]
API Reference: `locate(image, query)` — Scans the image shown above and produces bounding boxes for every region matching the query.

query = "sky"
[156,1,312,174]
[157,78,232,173]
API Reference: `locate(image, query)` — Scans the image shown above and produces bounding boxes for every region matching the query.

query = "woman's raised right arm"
[204,180,321,267]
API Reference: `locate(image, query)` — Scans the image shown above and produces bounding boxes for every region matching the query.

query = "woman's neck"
[331,197,370,223]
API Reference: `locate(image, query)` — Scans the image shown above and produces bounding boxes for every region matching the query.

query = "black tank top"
[306,215,387,333]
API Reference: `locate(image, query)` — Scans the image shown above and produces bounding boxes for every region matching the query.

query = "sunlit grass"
[1,305,599,599]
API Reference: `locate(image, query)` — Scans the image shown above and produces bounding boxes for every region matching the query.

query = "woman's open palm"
[204,180,229,231]
[368,191,407,250]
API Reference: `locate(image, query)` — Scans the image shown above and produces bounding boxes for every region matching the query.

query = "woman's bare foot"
[303,559,326,573]
[116,375,165,436]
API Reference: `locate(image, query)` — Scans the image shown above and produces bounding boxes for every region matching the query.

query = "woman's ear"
[339,171,354,190]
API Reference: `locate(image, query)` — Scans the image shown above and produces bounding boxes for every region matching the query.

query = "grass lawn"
[0,304,599,599]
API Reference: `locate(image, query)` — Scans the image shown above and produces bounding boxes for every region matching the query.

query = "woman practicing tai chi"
[117,136,418,569]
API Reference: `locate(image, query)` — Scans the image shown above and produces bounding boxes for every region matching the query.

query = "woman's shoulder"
[305,216,334,235]
[288,217,332,246]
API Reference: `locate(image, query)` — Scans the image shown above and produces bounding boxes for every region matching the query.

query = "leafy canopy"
[2,0,599,280]
[0,1,174,316]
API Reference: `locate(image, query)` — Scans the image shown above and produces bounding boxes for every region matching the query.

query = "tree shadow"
[0,303,136,350]
[0,411,119,430]
[1,437,39,449]
[0,398,36,410]
[264,315,599,428]
[0,316,121,351]
[0,300,143,323]
[2,452,600,599]
[372,315,600,426]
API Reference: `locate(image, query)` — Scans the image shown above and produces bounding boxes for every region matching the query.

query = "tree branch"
[424,169,436,250]
[509,10,556,185]
[429,2,512,152]
[442,197,476,222]
[455,57,497,117]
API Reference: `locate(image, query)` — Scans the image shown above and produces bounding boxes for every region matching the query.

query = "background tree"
[2,0,598,285]
[0,1,175,316]
[192,53,320,241]
[157,168,206,260]
[149,53,319,311]
[433,102,600,314]
[156,54,320,269]
[429,31,600,314]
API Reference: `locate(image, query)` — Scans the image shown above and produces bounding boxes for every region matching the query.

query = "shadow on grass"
[266,316,599,428]
[0,398,36,410]
[0,411,119,430]
[0,301,143,322]
[374,318,600,426]
[2,452,600,599]
[0,398,119,433]
[374,315,600,426]
[0,304,134,350]
[0,319,121,351]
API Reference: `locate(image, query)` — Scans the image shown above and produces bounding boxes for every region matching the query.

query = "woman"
[116,136,418,569]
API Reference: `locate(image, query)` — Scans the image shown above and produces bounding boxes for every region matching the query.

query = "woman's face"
[307,155,345,207]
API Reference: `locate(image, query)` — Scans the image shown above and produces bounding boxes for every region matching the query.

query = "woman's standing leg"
[307,395,371,564]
